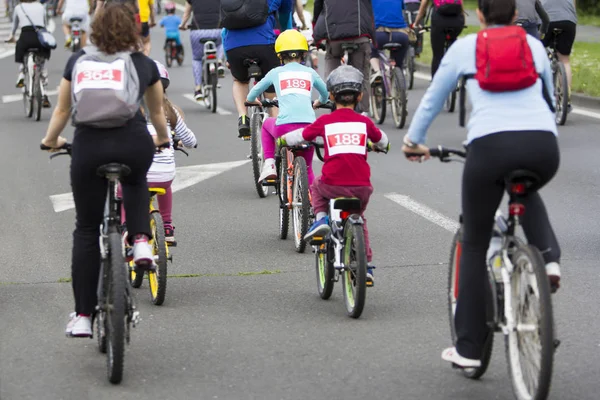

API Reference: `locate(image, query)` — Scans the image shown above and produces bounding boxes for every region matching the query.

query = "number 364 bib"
[325,122,367,156]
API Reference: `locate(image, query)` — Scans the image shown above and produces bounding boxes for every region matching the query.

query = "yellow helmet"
[275,29,309,55]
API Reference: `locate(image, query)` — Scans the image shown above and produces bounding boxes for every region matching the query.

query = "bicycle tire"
[97,261,108,353]
[446,86,457,113]
[390,67,407,129]
[72,37,81,53]
[316,242,335,300]
[292,156,310,253]
[34,72,42,122]
[447,228,494,379]
[278,148,289,240]
[250,111,269,198]
[554,62,569,126]
[130,258,144,288]
[370,78,386,124]
[106,230,126,384]
[342,219,367,318]
[408,48,415,90]
[23,77,33,118]
[210,73,218,114]
[505,244,554,400]
[148,211,168,306]
[165,43,173,68]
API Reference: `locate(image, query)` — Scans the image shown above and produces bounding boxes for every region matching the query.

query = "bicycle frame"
[375,51,395,101]
[325,202,364,271]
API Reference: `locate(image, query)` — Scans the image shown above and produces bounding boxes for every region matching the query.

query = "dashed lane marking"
[182,93,233,116]
[384,193,459,233]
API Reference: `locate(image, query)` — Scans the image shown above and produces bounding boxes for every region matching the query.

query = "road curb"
[415,61,600,111]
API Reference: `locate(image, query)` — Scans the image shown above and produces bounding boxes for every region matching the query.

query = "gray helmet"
[326,65,363,95]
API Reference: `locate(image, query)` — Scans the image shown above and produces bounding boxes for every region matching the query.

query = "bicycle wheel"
[292,156,310,253]
[505,244,554,400]
[316,242,335,299]
[446,86,457,113]
[407,48,415,90]
[390,67,407,129]
[278,148,289,240]
[23,80,33,118]
[97,265,108,354]
[165,43,173,68]
[34,72,42,122]
[148,211,168,306]
[447,228,494,379]
[341,219,367,318]
[106,230,126,384]
[210,73,218,113]
[554,62,569,126]
[370,79,386,124]
[72,37,81,53]
[250,111,269,198]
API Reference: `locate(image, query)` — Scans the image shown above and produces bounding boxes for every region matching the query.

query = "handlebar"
[404,146,466,162]
[172,135,197,156]
[244,99,335,110]
[41,142,72,158]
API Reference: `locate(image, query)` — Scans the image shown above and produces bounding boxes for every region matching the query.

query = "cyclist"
[246,29,328,184]
[413,0,465,77]
[159,2,183,59]
[56,0,90,48]
[312,0,375,114]
[138,0,156,55]
[515,0,550,39]
[222,0,293,138]
[121,61,197,246]
[541,0,577,112]
[404,0,424,55]
[402,0,561,367]
[6,0,52,108]
[278,66,389,286]
[40,3,170,337]
[369,0,411,86]
[179,0,224,101]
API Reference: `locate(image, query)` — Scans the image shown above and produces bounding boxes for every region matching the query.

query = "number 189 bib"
[325,122,368,156]
[278,71,312,96]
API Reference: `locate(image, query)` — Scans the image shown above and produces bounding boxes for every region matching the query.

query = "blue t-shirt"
[160,15,182,37]
[373,0,407,29]
[223,0,293,51]
[247,62,329,125]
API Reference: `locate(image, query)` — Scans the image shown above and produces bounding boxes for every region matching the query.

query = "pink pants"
[311,176,374,262]
[119,180,174,228]
[262,118,315,185]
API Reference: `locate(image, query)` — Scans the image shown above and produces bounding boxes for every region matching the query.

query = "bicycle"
[546,28,569,126]
[70,17,83,52]
[370,42,408,129]
[403,11,420,90]
[23,49,46,121]
[312,142,387,319]
[199,38,219,113]
[164,38,183,68]
[44,142,141,384]
[414,146,556,400]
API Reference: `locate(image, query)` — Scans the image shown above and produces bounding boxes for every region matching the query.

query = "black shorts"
[141,22,150,38]
[226,44,279,92]
[15,28,51,64]
[543,21,576,56]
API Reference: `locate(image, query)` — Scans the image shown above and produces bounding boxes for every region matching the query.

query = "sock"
[316,212,327,220]
[134,234,148,243]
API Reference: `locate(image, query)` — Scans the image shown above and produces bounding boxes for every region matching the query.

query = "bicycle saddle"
[553,28,563,35]
[69,17,83,22]
[97,163,131,179]
[341,43,359,52]
[27,48,41,53]
[149,187,166,197]
[382,42,403,50]
[504,170,541,193]
[332,197,361,211]
[199,37,218,44]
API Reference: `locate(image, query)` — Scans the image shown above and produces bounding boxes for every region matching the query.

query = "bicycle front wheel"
[390,67,407,129]
[278,148,290,239]
[447,228,494,379]
[292,156,310,253]
[554,62,569,126]
[506,244,554,400]
[341,219,367,318]
[106,230,126,384]
[148,211,168,306]
[250,111,269,198]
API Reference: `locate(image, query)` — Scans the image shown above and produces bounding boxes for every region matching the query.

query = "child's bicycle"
[164,39,183,68]
[311,141,388,319]
[410,146,557,400]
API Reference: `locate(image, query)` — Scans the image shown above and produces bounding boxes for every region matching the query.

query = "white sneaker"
[441,347,481,368]
[369,70,383,86]
[133,237,154,270]
[545,262,561,292]
[258,158,276,182]
[66,312,92,337]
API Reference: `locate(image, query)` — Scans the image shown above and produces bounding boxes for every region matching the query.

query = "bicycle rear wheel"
[554,62,569,126]
[506,244,554,400]
[446,86,457,112]
[34,72,42,121]
[407,48,415,90]
[148,211,168,306]
[370,78,386,124]
[342,219,367,318]
[106,230,126,384]
[292,156,310,253]
[315,242,335,299]
[250,111,269,198]
[447,228,494,379]
[278,148,289,240]
[210,73,218,113]
[390,67,407,129]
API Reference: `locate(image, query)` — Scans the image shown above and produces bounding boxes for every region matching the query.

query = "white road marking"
[0,19,55,60]
[384,193,459,233]
[2,87,59,104]
[49,160,250,212]
[182,93,233,115]
[414,71,431,82]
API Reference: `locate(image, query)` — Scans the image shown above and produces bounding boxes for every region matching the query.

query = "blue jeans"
[517,20,541,39]
[373,31,410,67]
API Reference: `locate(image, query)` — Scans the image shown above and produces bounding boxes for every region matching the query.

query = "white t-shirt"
[64,0,89,15]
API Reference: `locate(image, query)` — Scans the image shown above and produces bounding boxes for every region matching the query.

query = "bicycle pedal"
[261,179,276,186]
[132,311,141,327]
[310,236,325,245]
[241,136,251,141]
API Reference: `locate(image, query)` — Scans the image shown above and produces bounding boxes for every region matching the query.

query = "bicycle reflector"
[509,203,525,216]
[207,54,217,59]
[511,183,526,194]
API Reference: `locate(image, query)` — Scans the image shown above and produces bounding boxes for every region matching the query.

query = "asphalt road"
[1,17,600,400]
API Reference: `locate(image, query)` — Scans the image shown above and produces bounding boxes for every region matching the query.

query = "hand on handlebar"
[276,136,287,148]
[41,136,68,152]
[401,135,429,161]
[5,35,15,43]
[178,24,187,31]
[153,136,170,150]
[368,141,390,154]
[246,99,262,107]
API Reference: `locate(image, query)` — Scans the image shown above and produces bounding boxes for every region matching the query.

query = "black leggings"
[455,130,561,359]
[430,11,464,77]
[70,127,154,315]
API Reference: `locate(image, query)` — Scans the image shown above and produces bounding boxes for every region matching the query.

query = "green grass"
[577,13,600,28]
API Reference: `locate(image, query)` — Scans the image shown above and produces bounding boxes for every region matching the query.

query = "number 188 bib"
[325,122,367,156]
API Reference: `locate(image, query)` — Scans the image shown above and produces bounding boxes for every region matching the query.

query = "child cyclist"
[121,61,197,247]
[160,2,184,59]
[246,29,329,184]
[277,66,389,286]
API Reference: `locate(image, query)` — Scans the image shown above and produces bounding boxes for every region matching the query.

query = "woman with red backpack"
[402,0,561,368]
[413,0,465,76]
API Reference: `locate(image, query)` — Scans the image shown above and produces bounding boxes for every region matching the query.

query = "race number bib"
[278,71,312,96]
[325,122,367,156]
[73,60,125,93]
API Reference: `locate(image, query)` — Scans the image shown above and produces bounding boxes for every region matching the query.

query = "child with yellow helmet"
[246,29,329,184]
